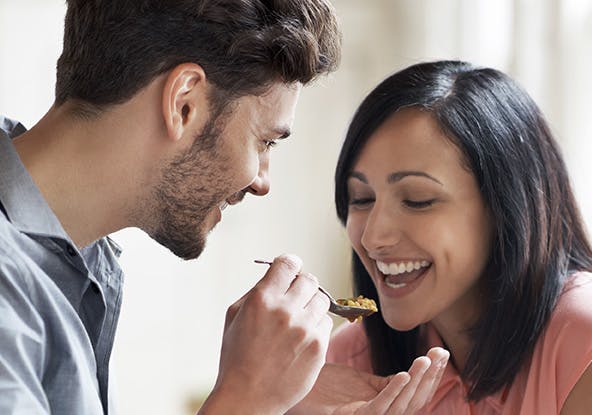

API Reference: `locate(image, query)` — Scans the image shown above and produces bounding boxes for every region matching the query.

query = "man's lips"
[218,191,247,212]
[225,191,246,206]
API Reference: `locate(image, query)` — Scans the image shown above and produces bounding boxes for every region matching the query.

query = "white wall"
[1,1,591,414]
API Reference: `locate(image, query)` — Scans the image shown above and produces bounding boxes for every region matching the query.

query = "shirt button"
[66,245,76,256]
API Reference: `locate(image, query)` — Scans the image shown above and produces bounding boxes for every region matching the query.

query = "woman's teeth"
[376,260,430,289]
[376,260,430,276]
[219,201,229,211]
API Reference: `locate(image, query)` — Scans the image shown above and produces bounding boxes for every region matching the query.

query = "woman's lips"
[375,264,431,297]
[384,266,429,285]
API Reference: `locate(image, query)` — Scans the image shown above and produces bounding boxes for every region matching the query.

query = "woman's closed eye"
[404,199,436,209]
[349,197,374,208]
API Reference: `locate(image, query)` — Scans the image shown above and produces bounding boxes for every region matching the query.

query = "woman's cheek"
[346,215,366,252]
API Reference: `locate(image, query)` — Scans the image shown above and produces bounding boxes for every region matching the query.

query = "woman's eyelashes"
[403,198,437,209]
[347,180,441,211]
[348,196,438,212]
[349,196,374,208]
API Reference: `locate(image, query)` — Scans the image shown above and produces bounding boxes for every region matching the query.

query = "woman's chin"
[382,312,422,332]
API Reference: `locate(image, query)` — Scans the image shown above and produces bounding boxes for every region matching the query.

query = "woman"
[328,60,592,413]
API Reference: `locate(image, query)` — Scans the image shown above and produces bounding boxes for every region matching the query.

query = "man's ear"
[162,63,208,141]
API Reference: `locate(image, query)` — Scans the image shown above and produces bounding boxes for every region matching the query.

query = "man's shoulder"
[0,216,79,341]
[0,217,48,294]
[0,115,26,138]
[0,215,26,257]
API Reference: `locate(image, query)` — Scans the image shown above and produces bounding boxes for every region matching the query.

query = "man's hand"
[287,347,450,415]
[199,254,332,415]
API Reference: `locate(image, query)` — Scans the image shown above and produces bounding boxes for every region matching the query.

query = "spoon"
[254,260,377,321]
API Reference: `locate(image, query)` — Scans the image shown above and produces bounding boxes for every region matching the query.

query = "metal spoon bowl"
[317,285,377,321]
[254,260,377,321]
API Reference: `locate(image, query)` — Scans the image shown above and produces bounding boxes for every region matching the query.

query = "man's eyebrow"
[347,170,443,186]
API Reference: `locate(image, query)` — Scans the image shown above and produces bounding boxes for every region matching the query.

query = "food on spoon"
[336,295,378,322]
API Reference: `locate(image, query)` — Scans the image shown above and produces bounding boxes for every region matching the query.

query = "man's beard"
[149,117,232,260]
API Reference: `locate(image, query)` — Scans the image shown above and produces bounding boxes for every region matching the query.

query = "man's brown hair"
[55,0,341,114]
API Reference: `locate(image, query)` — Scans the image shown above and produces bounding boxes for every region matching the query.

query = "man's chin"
[170,240,206,261]
[151,230,207,261]
[148,205,221,261]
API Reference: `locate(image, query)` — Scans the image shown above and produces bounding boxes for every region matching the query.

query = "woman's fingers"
[396,348,449,412]
[362,371,412,413]
[424,347,450,403]
[360,348,450,415]
[384,356,432,414]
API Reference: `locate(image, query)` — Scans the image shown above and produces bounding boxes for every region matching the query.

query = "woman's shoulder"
[326,322,372,372]
[540,271,592,364]
[520,271,592,412]
[551,271,592,329]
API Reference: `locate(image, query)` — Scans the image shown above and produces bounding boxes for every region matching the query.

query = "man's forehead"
[253,82,301,107]
[248,83,301,130]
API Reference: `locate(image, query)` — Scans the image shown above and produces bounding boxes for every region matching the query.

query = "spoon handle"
[253,259,376,320]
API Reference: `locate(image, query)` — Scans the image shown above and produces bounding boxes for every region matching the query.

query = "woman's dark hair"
[55,0,341,115]
[334,60,592,401]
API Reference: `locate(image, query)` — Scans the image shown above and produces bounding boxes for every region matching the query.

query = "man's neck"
[12,101,164,248]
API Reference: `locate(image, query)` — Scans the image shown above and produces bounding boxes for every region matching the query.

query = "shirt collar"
[421,323,507,412]
[0,118,71,241]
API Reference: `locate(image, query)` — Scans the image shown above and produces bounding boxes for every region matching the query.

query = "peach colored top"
[327,273,592,414]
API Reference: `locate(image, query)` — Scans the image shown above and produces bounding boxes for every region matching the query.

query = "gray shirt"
[0,116,124,414]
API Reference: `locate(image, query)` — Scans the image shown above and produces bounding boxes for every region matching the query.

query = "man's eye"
[403,199,436,209]
[264,140,278,150]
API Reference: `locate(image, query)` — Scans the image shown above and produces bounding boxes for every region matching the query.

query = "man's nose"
[246,155,270,196]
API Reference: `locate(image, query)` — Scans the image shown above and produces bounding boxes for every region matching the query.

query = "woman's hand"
[288,347,449,415]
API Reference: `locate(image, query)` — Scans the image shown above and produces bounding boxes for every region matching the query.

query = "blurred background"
[1,0,591,413]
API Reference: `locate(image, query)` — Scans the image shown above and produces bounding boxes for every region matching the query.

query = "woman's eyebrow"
[348,171,368,183]
[348,170,443,186]
[388,171,443,186]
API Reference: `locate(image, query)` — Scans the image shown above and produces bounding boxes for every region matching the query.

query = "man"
[0,1,341,413]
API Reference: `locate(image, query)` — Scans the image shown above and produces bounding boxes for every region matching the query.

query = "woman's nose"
[360,203,401,252]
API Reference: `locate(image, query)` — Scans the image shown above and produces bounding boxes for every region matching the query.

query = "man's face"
[149,82,301,260]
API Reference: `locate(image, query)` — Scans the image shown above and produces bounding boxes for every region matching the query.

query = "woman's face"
[345,108,493,332]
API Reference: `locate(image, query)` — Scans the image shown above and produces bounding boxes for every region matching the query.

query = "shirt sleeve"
[0,256,50,414]
[326,321,373,373]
